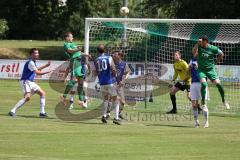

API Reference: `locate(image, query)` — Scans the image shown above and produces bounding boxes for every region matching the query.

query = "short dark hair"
[200,35,209,42]
[64,32,72,38]
[113,50,124,58]
[97,44,105,53]
[113,50,120,54]
[29,48,38,55]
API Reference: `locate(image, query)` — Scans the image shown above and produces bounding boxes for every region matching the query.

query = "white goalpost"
[84,18,240,114]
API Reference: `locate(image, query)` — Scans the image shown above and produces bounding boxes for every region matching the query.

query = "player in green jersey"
[60,32,90,108]
[192,35,230,127]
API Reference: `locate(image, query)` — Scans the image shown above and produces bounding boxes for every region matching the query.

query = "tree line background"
[0,0,239,40]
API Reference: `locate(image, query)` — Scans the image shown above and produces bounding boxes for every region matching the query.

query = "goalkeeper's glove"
[181,81,186,85]
[168,80,175,88]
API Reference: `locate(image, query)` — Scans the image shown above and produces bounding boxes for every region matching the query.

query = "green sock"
[201,82,207,105]
[77,84,85,101]
[216,83,225,103]
[63,80,76,98]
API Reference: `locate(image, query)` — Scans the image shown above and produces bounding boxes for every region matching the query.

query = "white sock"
[70,95,74,103]
[113,100,120,120]
[102,101,108,117]
[11,98,26,113]
[40,96,46,114]
[192,107,198,124]
[202,105,209,122]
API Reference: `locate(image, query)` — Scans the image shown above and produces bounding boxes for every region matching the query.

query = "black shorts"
[174,82,190,92]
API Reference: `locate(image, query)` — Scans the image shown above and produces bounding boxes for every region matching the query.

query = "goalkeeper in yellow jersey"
[167,51,193,114]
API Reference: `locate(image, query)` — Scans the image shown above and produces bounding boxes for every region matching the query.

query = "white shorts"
[190,82,210,101]
[101,83,117,97]
[190,82,201,101]
[20,80,41,95]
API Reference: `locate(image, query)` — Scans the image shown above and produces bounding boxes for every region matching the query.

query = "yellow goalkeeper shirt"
[173,59,191,85]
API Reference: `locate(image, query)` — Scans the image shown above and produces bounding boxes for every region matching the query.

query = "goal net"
[84,18,240,115]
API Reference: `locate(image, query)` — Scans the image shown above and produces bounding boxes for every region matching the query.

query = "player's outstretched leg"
[9,93,30,117]
[215,81,230,109]
[60,80,76,106]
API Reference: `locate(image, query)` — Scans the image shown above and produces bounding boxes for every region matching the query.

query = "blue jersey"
[114,61,126,83]
[95,54,115,85]
[20,59,37,81]
[189,58,200,83]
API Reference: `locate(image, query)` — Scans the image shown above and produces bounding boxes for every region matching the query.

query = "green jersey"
[64,42,81,59]
[197,44,222,70]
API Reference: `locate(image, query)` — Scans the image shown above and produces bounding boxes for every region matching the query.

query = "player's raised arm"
[216,50,224,64]
[123,63,131,82]
[192,39,202,57]
[28,61,51,75]
[33,67,51,75]
[37,61,51,70]
[109,56,117,76]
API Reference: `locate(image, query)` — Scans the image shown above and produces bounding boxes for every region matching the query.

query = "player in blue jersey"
[111,50,131,119]
[189,58,209,128]
[93,44,121,125]
[9,48,52,117]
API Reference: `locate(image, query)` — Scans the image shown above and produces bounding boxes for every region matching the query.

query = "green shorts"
[198,68,219,81]
[69,58,84,78]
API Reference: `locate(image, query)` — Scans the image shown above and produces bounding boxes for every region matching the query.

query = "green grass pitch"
[0,80,240,160]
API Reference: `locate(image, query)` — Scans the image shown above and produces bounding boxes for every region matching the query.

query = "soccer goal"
[84,18,240,115]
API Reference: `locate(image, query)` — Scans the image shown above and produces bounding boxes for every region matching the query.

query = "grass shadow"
[146,124,193,128]
[17,115,56,119]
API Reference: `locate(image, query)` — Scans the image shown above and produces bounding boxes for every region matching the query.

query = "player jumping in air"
[192,35,230,111]
[9,48,51,117]
[189,58,210,128]
[60,32,90,108]
[93,44,121,125]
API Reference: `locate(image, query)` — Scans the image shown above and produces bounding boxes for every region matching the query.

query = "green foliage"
[143,0,240,18]
[0,0,239,39]
[0,19,9,38]
[0,0,67,39]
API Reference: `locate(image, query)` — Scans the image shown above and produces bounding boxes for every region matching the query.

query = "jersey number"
[97,59,108,71]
